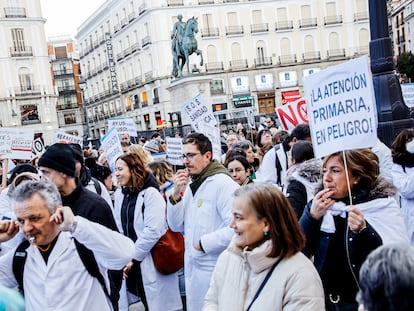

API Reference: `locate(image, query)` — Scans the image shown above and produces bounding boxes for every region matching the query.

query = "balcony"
[4,7,26,18]
[167,0,183,6]
[130,42,140,53]
[327,48,346,59]
[14,86,41,96]
[275,20,293,31]
[53,69,74,77]
[144,71,153,81]
[201,28,219,37]
[278,54,297,65]
[198,0,214,3]
[138,4,147,15]
[299,18,318,28]
[254,57,272,67]
[223,0,238,2]
[120,81,128,91]
[128,12,136,22]
[114,24,121,33]
[57,103,79,110]
[121,18,128,28]
[250,23,269,33]
[354,11,368,22]
[116,51,125,61]
[205,62,224,72]
[10,46,33,57]
[225,25,244,35]
[229,59,248,70]
[302,51,321,62]
[141,36,152,47]
[324,15,343,25]
[135,76,142,85]
[58,87,77,96]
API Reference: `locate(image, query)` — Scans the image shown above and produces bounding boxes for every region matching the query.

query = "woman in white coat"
[204,183,325,310]
[391,128,414,242]
[114,153,182,311]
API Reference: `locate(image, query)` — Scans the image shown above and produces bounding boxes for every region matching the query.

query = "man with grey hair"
[0,180,134,311]
[358,243,414,311]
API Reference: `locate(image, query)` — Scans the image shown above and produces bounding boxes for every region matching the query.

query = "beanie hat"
[38,143,76,177]
[69,143,84,164]
[143,140,159,154]
[9,164,38,184]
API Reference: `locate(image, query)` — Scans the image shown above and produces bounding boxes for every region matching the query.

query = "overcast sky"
[40,0,106,39]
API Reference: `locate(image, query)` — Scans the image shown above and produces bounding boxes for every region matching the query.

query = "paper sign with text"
[276,98,308,131]
[108,118,137,137]
[54,131,83,146]
[0,128,34,160]
[401,83,414,108]
[100,127,123,172]
[245,108,256,129]
[303,56,377,158]
[198,122,222,161]
[166,137,183,166]
[181,94,217,132]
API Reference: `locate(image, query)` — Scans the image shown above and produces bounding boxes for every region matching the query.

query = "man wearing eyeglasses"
[167,133,239,311]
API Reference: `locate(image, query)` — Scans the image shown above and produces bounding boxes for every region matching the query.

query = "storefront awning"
[281,90,301,103]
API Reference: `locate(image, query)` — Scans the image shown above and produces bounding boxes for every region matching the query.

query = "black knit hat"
[38,143,76,177]
[69,143,84,164]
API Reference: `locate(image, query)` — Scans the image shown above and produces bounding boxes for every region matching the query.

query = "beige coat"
[203,239,325,311]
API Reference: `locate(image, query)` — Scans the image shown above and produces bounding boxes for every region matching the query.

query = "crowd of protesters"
[0,118,413,311]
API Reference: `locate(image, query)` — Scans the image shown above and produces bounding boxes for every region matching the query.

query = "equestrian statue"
[171,15,203,78]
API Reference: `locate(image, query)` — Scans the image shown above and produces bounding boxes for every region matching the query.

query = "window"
[141,91,148,106]
[64,113,76,124]
[153,88,159,104]
[18,68,33,91]
[21,104,40,124]
[210,79,225,95]
[11,28,25,52]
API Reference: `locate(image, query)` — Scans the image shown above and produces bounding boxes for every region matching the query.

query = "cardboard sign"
[108,118,137,137]
[181,94,217,132]
[303,56,377,158]
[54,131,83,146]
[100,127,123,172]
[0,128,34,160]
[276,98,308,131]
[165,137,183,166]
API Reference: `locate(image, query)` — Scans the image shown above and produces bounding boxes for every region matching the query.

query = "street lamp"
[368,0,413,146]
[78,78,90,145]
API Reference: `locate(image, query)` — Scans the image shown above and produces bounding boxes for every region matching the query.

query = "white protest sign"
[198,122,222,161]
[303,56,377,158]
[100,127,123,172]
[54,131,83,146]
[276,98,308,131]
[165,137,183,166]
[32,137,45,157]
[108,118,137,137]
[401,83,414,108]
[181,94,217,132]
[245,108,256,129]
[0,128,34,160]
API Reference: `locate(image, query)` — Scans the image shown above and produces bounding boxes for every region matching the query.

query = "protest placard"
[401,83,414,108]
[0,128,34,160]
[165,137,183,166]
[275,98,308,131]
[100,127,123,172]
[198,122,222,161]
[32,137,45,157]
[54,131,83,146]
[303,56,377,158]
[245,108,256,129]
[108,118,137,137]
[181,94,217,132]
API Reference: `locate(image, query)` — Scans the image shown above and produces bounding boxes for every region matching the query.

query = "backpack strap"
[274,145,282,186]
[12,240,30,294]
[91,177,102,195]
[74,240,113,308]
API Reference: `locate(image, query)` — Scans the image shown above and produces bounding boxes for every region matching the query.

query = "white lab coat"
[257,144,288,187]
[0,216,134,311]
[113,187,182,311]
[167,173,239,311]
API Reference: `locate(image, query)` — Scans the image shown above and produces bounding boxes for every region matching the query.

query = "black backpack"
[12,239,118,310]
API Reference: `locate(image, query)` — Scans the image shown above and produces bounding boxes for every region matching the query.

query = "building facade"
[389,0,414,55]
[0,0,58,143]
[48,36,87,138]
[76,0,370,140]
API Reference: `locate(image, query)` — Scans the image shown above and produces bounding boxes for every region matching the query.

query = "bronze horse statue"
[172,17,203,77]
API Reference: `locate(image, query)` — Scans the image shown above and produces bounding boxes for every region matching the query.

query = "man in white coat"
[167,133,239,311]
[0,180,134,311]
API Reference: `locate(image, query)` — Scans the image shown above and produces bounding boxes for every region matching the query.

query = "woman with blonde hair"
[129,144,153,165]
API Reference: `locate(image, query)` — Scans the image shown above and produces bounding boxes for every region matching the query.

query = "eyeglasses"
[179,152,201,161]
[228,167,245,174]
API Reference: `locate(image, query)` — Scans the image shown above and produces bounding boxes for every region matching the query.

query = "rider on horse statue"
[171,14,185,54]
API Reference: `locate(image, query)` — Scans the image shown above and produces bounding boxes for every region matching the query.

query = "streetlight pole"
[368,0,413,146]
[78,78,90,145]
